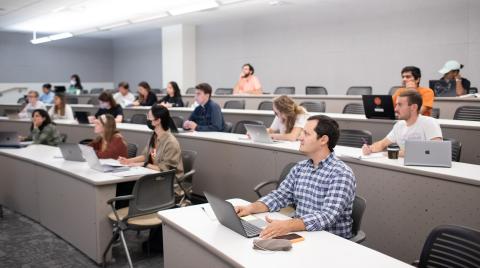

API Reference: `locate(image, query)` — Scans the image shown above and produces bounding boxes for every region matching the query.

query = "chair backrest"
[233,120,264,134]
[276,162,298,187]
[453,106,480,121]
[300,101,326,113]
[352,196,366,238]
[127,143,137,158]
[17,97,27,104]
[468,87,478,94]
[126,170,176,220]
[90,88,104,94]
[215,88,233,95]
[342,103,365,114]
[186,87,196,94]
[418,225,480,268]
[224,121,233,133]
[389,86,402,95]
[66,96,78,104]
[444,138,462,162]
[338,129,372,148]
[79,138,93,145]
[152,88,163,94]
[431,108,440,119]
[171,115,184,129]
[59,133,68,143]
[130,114,148,125]
[305,86,327,95]
[257,101,273,110]
[274,87,295,95]
[181,150,198,174]
[224,100,245,109]
[347,86,372,95]
[87,97,99,105]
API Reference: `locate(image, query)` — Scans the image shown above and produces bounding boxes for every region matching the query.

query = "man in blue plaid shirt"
[236,115,356,239]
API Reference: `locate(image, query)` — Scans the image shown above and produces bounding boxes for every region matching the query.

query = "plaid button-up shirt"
[259,153,356,238]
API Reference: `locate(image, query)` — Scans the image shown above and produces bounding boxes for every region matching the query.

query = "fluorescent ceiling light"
[129,13,169,23]
[49,32,73,40]
[168,0,219,16]
[98,21,131,31]
[30,36,51,44]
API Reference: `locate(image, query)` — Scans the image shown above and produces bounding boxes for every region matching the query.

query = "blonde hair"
[273,95,306,133]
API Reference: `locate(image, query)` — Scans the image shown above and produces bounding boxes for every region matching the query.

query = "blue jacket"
[188,99,224,131]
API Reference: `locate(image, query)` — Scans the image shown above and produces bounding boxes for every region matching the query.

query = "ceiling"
[0,0,460,39]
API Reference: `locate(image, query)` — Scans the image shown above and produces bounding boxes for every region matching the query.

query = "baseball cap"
[439,60,463,74]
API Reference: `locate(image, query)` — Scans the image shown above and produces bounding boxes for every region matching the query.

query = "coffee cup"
[387,144,400,159]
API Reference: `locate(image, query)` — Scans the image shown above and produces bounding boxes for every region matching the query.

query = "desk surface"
[158,199,411,268]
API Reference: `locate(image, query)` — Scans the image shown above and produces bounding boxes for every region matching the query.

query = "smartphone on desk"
[273,233,304,243]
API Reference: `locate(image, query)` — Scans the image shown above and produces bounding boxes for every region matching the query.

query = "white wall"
[196,0,479,94]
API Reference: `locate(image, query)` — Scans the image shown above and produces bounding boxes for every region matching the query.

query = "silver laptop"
[79,144,129,172]
[0,132,28,148]
[204,191,265,238]
[59,143,85,162]
[404,140,452,168]
[244,124,279,144]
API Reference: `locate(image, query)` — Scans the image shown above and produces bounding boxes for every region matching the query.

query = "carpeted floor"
[0,207,164,268]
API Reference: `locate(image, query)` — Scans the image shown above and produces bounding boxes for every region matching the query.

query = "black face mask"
[146,119,155,130]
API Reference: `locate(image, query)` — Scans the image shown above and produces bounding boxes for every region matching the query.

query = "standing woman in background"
[67,74,83,95]
[21,109,62,146]
[132,81,157,106]
[160,81,184,107]
[88,114,128,159]
[267,95,309,141]
[48,93,75,121]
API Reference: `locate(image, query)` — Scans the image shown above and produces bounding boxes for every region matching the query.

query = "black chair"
[233,120,264,134]
[389,86,402,95]
[305,86,327,95]
[299,101,326,113]
[66,96,78,104]
[453,106,480,121]
[90,88,104,94]
[431,108,440,119]
[185,87,196,94]
[152,88,162,94]
[102,170,176,268]
[274,87,295,95]
[87,97,99,105]
[215,88,233,95]
[444,138,462,162]
[346,86,372,95]
[130,114,148,125]
[127,143,137,158]
[223,121,233,133]
[82,90,89,94]
[257,101,273,110]
[177,150,198,203]
[171,115,184,129]
[254,162,297,198]
[468,87,478,94]
[337,129,372,148]
[17,96,27,104]
[59,133,68,143]
[224,100,245,109]
[342,103,364,114]
[413,225,480,268]
[351,196,367,243]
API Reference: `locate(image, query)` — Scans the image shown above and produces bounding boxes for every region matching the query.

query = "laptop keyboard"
[241,219,262,236]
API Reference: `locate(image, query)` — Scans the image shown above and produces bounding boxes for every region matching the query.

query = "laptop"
[362,95,396,120]
[404,140,452,168]
[59,143,85,161]
[0,132,28,148]
[243,124,278,144]
[429,80,456,97]
[79,144,129,172]
[54,85,66,93]
[75,111,90,124]
[204,191,264,238]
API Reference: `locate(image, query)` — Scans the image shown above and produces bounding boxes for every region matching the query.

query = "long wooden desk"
[0,144,154,264]
[158,199,411,268]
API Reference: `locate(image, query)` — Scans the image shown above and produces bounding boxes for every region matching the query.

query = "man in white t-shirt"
[362,89,442,157]
[113,82,135,108]
[18,90,47,118]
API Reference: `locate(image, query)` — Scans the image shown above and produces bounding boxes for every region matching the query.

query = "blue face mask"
[99,101,109,109]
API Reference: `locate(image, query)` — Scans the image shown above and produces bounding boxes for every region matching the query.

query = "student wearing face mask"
[91,92,123,123]
[67,74,83,95]
[233,63,262,95]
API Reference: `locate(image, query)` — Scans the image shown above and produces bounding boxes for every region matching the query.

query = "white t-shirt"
[386,115,443,150]
[269,112,309,134]
[48,104,75,121]
[113,92,135,108]
[18,101,46,118]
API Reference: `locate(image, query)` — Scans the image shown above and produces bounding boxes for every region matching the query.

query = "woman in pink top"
[233,63,262,95]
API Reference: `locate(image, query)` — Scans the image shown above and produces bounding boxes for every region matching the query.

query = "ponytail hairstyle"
[273,95,306,133]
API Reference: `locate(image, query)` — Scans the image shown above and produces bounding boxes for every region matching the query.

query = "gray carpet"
[0,207,164,267]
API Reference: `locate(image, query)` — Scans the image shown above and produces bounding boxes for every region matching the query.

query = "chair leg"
[119,230,133,268]
[102,229,120,268]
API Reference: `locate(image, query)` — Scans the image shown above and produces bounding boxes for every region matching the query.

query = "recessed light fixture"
[97,21,131,31]
[30,32,74,44]
[168,0,219,16]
